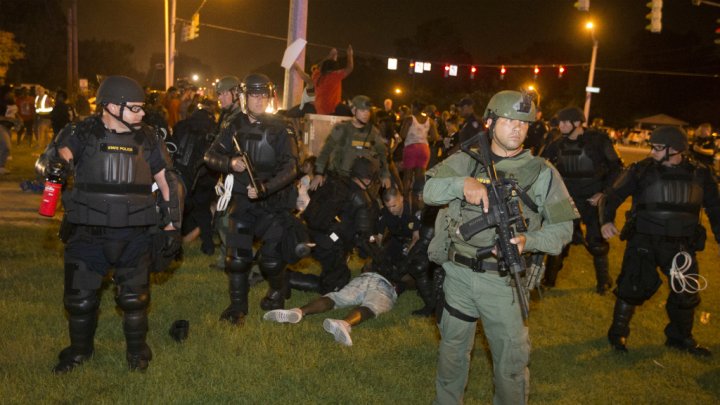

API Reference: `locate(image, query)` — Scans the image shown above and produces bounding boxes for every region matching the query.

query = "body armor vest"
[236,120,278,181]
[634,162,703,237]
[556,138,597,178]
[335,124,379,176]
[64,125,157,227]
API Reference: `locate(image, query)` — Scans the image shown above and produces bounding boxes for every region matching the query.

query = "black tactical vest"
[64,125,157,227]
[556,135,607,195]
[236,119,278,181]
[634,162,703,237]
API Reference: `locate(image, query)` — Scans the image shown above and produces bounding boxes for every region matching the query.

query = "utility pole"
[283,0,308,110]
[66,0,78,99]
[165,0,176,89]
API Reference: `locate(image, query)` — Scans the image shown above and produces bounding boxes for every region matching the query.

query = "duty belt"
[448,245,508,277]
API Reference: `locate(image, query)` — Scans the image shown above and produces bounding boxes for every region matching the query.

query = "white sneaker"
[323,318,352,346]
[263,308,303,324]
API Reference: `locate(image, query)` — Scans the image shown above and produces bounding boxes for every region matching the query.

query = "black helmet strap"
[103,103,142,133]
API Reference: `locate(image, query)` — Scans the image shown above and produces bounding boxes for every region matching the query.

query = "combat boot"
[664,306,711,357]
[411,274,436,317]
[608,298,635,353]
[52,309,98,374]
[594,255,613,295]
[121,301,152,371]
[220,272,249,325]
[260,272,290,311]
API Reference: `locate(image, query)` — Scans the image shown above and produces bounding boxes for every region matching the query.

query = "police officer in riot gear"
[291,157,378,294]
[601,126,720,357]
[542,106,623,293]
[204,73,300,325]
[39,75,184,373]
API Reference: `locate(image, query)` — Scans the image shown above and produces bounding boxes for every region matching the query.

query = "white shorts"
[324,272,397,316]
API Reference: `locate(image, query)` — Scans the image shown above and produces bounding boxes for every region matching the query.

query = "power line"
[176,18,720,79]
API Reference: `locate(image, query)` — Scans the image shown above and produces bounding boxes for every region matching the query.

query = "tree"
[0,31,25,84]
[0,0,67,88]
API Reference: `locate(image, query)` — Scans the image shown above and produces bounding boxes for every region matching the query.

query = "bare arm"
[292,62,313,86]
[342,45,354,78]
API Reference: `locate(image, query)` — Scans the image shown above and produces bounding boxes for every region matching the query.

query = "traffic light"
[533,65,539,79]
[409,61,415,74]
[470,66,477,79]
[715,18,720,45]
[645,0,662,33]
[444,65,450,78]
[558,65,566,78]
[183,12,200,41]
[500,65,506,80]
[574,0,589,11]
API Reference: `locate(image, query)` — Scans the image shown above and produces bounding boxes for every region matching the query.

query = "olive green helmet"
[483,90,536,122]
[351,95,372,110]
[216,76,240,94]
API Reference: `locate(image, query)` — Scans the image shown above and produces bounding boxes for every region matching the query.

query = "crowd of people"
[11,67,718,405]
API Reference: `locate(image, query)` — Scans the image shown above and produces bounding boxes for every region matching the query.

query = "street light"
[584,21,598,124]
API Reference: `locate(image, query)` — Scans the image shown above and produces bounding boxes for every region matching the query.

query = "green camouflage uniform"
[425,148,577,405]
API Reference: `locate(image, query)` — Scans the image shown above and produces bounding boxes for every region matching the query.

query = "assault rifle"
[459,131,531,321]
[231,137,265,197]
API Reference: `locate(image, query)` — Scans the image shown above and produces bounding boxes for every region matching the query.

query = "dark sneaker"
[665,338,712,357]
[127,344,153,371]
[219,307,246,326]
[52,347,93,374]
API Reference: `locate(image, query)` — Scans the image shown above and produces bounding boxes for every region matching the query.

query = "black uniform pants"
[616,233,701,340]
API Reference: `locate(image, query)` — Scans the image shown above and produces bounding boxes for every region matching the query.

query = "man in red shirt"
[312,45,354,115]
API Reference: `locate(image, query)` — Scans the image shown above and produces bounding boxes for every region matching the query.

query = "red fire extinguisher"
[38,162,66,217]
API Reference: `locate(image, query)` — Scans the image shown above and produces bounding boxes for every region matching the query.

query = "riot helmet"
[242,73,274,97]
[649,126,688,152]
[483,90,536,123]
[96,76,145,106]
[350,157,379,184]
[556,107,586,123]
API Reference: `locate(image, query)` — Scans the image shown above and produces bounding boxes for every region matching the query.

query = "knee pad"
[115,288,150,312]
[588,240,610,256]
[64,290,99,316]
[259,256,285,278]
[226,219,254,258]
[226,255,253,274]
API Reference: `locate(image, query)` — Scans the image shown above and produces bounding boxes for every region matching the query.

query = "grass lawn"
[1,144,719,404]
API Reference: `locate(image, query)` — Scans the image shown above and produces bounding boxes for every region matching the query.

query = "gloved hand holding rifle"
[231,137,266,199]
[459,131,531,321]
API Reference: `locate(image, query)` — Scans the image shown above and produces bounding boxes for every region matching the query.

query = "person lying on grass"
[263,267,397,347]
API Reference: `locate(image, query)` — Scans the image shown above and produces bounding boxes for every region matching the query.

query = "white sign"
[414,61,424,73]
[281,38,307,69]
[423,62,431,71]
[586,86,600,94]
[387,58,398,70]
[449,65,458,77]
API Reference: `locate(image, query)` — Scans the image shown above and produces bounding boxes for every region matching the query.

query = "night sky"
[77,0,720,79]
